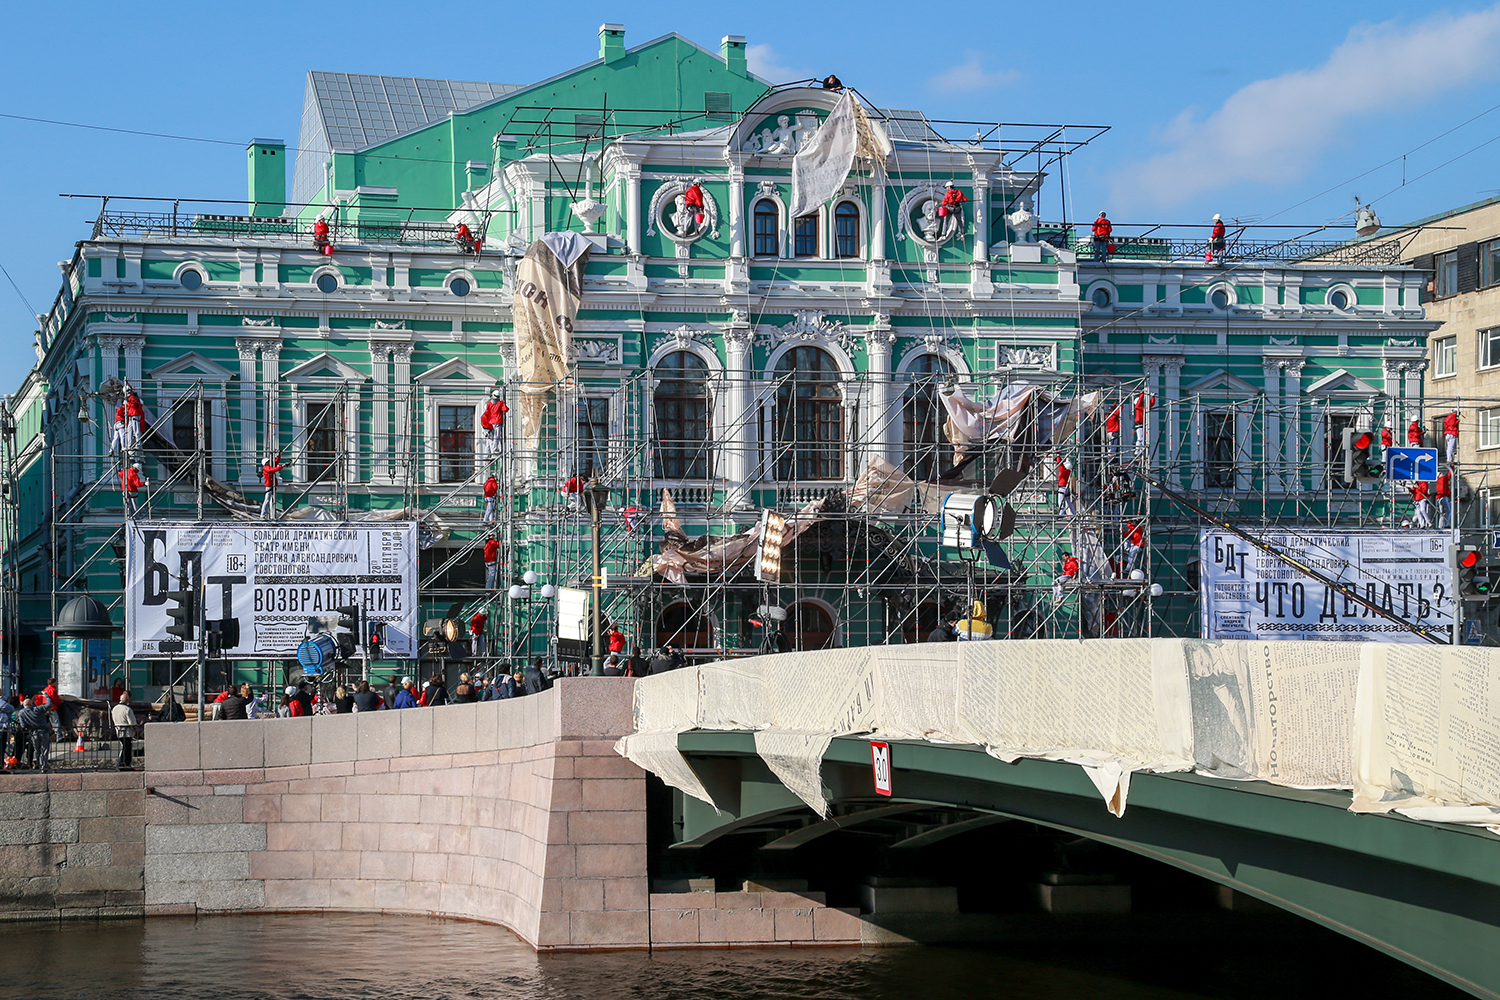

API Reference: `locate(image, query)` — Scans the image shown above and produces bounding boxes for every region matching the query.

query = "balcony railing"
[1036,226,1404,266]
[92,211,472,249]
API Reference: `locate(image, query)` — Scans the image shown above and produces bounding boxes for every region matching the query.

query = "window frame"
[435,403,476,483]
[574,395,612,481]
[1480,327,1500,370]
[902,355,955,481]
[1434,335,1457,378]
[651,351,714,481]
[793,213,819,258]
[304,400,340,482]
[752,199,780,257]
[833,201,861,259]
[1436,250,1459,298]
[1485,239,1500,287]
[1478,406,1500,450]
[773,345,845,482]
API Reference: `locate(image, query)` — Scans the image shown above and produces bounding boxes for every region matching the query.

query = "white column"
[393,344,413,476]
[727,163,745,258]
[262,342,282,459]
[625,165,642,253]
[870,175,887,261]
[1263,361,1284,492]
[236,339,260,482]
[1163,358,1184,487]
[864,320,898,467]
[370,345,392,483]
[971,172,989,263]
[722,322,755,506]
[121,336,144,384]
[1283,360,1305,490]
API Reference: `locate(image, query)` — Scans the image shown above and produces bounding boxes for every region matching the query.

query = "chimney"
[246,138,287,218]
[599,23,625,63]
[721,35,747,77]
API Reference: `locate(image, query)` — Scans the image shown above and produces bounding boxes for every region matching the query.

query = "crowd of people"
[2,677,141,772]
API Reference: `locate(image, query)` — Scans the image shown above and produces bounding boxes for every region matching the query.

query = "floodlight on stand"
[941,492,984,548]
[755,509,789,583]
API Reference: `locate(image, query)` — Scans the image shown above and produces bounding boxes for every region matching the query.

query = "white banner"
[1199,529,1452,643]
[787,90,857,220]
[512,235,590,448]
[125,521,418,659]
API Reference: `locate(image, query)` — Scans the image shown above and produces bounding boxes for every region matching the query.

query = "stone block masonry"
[0,771,145,920]
[0,678,872,950]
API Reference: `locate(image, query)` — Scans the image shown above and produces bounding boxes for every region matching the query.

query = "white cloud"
[1112,6,1500,210]
[746,44,811,84]
[926,51,1019,93]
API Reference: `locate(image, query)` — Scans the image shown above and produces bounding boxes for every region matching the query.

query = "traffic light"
[206,618,240,655]
[1342,426,1381,485]
[368,622,385,657]
[335,604,361,658]
[164,588,198,642]
[1455,546,1491,600]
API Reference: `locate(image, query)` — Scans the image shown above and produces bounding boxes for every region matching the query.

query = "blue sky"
[3,1,1500,378]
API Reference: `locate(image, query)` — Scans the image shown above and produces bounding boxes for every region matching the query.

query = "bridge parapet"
[619,638,1500,831]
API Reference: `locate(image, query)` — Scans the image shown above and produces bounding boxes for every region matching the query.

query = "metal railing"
[1052,232,1405,266]
[93,211,475,250]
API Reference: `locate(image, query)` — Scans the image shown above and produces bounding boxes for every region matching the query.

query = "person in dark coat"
[523,658,551,696]
[925,620,956,642]
[219,687,250,720]
[352,680,383,712]
[425,673,450,707]
[626,646,648,678]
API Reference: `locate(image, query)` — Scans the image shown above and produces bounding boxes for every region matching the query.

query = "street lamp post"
[586,477,610,676]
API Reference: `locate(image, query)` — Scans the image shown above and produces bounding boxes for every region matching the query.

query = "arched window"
[794,214,819,257]
[903,354,955,480]
[652,351,712,480]
[774,346,843,481]
[753,200,779,257]
[657,601,712,651]
[788,600,836,651]
[834,202,860,258]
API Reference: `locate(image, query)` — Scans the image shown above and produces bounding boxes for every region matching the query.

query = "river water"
[0,912,1467,999]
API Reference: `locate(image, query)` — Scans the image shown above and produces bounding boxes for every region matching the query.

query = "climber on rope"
[456,222,483,256]
[313,213,333,256]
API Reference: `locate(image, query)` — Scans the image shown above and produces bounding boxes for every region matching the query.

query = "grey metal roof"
[292,72,522,209]
[874,108,944,144]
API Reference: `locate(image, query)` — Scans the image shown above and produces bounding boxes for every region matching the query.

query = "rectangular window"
[1481,327,1500,369]
[306,402,337,480]
[1479,407,1500,450]
[1326,412,1356,490]
[794,214,818,257]
[1485,240,1500,287]
[753,203,778,257]
[1436,251,1459,298]
[576,397,610,479]
[1205,410,1235,488]
[1482,488,1500,528]
[169,398,212,455]
[1435,335,1457,377]
[437,405,474,483]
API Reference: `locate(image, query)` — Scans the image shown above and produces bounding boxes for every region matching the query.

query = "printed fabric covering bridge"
[617,638,1500,999]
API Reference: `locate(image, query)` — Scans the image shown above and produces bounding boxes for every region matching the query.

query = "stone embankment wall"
[0,770,146,918]
[0,679,864,949]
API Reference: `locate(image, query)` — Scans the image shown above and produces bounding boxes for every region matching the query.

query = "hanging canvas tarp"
[511,234,591,449]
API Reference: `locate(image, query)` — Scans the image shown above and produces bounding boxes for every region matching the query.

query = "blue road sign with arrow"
[1386,447,1438,482]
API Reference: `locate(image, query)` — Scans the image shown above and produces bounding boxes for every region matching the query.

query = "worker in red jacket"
[456,222,482,256]
[1133,392,1154,459]
[260,454,284,520]
[607,626,626,655]
[1443,410,1459,464]
[1408,420,1424,446]
[1091,212,1113,263]
[683,183,706,226]
[313,213,332,256]
[1208,214,1226,263]
[482,475,499,524]
[120,388,147,453]
[1380,426,1394,449]
[938,181,967,219]
[1434,470,1453,529]
[1124,520,1145,573]
[1409,480,1432,529]
[469,611,488,660]
[1104,404,1121,456]
[480,389,508,458]
[1055,455,1075,516]
[561,474,582,510]
[1062,552,1080,579]
[483,536,500,590]
[120,462,145,516]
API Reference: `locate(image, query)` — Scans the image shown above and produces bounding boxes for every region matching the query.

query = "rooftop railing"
[1036,224,1405,266]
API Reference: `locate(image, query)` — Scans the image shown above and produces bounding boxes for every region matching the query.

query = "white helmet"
[1213,213,1222,221]
[131,462,142,470]
[284,686,297,696]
